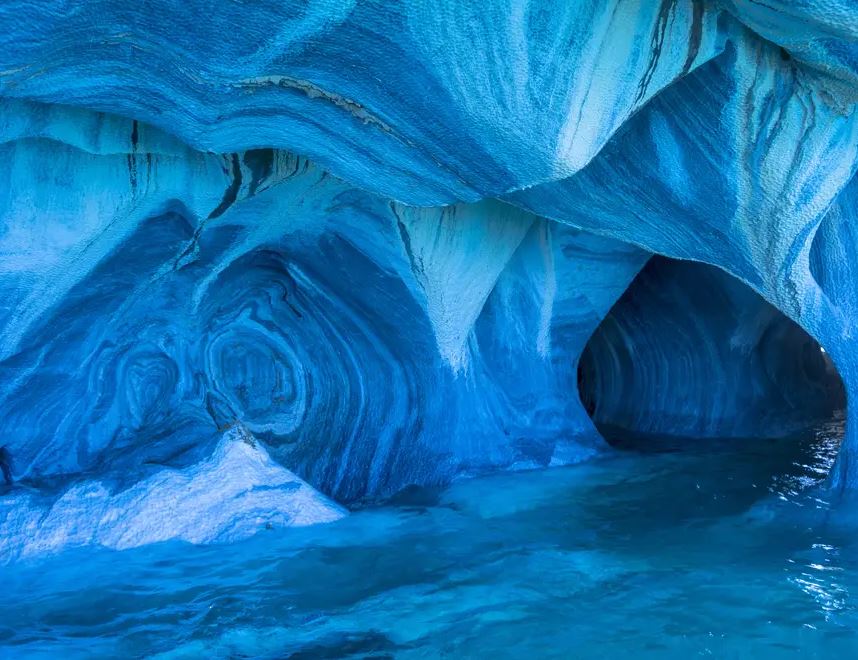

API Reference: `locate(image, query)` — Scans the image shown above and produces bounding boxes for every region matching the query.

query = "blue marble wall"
[579,257,845,440]
[1,0,857,557]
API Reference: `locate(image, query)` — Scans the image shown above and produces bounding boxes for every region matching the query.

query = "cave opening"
[578,257,846,468]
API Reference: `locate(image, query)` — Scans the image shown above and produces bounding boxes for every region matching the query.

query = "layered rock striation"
[0,0,856,558]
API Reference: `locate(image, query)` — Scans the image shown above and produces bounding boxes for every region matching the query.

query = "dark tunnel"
[578,257,846,451]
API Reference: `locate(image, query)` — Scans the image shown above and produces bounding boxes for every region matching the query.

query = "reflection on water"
[2,418,857,658]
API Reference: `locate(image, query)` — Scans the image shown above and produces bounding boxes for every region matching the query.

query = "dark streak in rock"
[237,75,395,134]
[634,0,675,107]
[243,148,274,197]
[208,154,243,220]
[0,446,12,485]
[172,154,243,270]
[391,204,419,278]
[681,0,705,75]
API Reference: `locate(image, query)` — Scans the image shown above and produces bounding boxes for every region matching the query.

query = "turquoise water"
[3,419,857,658]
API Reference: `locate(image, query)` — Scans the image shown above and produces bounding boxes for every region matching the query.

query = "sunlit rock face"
[0,427,346,563]
[1,0,857,559]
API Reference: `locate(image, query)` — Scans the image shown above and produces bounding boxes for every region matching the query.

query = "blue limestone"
[579,257,845,440]
[0,427,346,562]
[0,1,725,203]
[0,0,857,563]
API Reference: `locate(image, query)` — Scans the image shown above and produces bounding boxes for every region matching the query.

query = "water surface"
[3,419,856,658]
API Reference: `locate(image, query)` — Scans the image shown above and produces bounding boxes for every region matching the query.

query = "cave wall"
[1,0,858,557]
[0,115,650,553]
[0,1,727,203]
[579,258,845,440]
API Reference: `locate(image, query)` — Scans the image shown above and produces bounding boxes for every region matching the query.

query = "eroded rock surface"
[1,0,857,559]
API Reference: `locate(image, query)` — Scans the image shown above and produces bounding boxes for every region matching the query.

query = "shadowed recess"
[579,257,846,448]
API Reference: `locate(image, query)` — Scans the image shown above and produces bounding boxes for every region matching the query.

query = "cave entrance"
[577,257,846,460]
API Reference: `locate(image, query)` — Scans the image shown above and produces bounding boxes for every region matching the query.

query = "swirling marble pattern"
[0,1,725,203]
[506,21,858,485]
[0,127,648,521]
[1,0,858,557]
[580,258,845,439]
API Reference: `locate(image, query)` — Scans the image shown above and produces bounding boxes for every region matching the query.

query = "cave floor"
[3,419,856,658]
